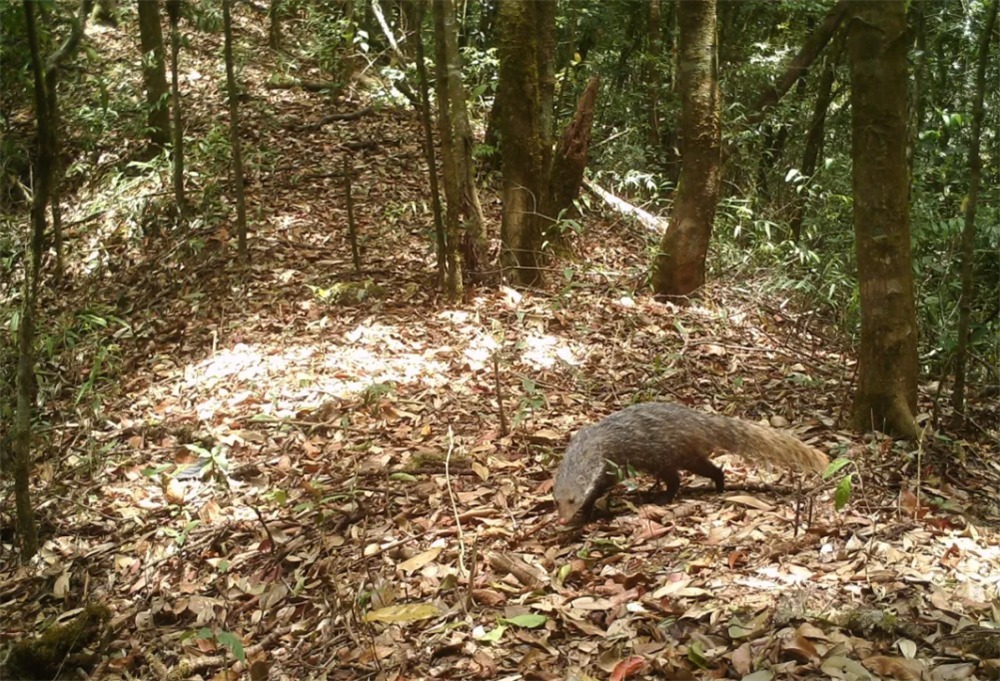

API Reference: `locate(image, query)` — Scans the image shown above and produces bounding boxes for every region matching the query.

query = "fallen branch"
[583,179,667,234]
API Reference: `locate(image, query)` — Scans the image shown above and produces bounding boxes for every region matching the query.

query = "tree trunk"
[15,0,48,561]
[907,0,927,184]
[645,0,662,149]
[547,76,600,225]
[434,0,487,288]
[432,0,463,298]
[166,0,187,219]
[848,0,919,438]
[93,0,118,25]
[43,0,92,282]
[269,0,282,50]
[789,40,839,243]
[413,0,447,285]
[497,0,555,286]
[137,0,171,150]
[950,0,998,426]
[651,0,721,299]
[222,0,248,262]
[749,0,849,125]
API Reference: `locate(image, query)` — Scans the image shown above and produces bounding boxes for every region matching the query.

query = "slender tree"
[45,0,93,281]
[651,0,721,299]
[497,0,555,286]
[14,0,50,560]
[433,0,463,298]
[137,0,171,150]
[412,1,447,284]
[222,0,248,263]
[789,39,841,243]
[433,0,487,293]
[950,0,998,426]
[847,0,919,437]
[645,0,662,149]
[166,0,187,219]
[268,0,282,50]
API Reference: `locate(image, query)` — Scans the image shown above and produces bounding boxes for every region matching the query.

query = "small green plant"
[512,377,546,428]
[361,380,396,407]
[182,443,231,484]
[823,455,856,511]
[183,627,246,665]
[162,518,200,547]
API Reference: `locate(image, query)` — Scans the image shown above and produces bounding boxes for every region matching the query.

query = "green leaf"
[390,472,418,483]
[216,630,247,663]
[142,464,173,477]
[834,475,853,510]
[502,614,547,629]
[687,640,710,669]
[823,457,852,479]
[183,443,212,456]
[480,624,507,642]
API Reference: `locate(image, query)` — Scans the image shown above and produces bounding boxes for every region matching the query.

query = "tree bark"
[15,0,47,561]
[497,0,554,286]
[547,76,600,225]
[166,0,187,219]
[433,0,463,298]
[749,0,849,125]
[222,0,248,262]
[45,0,93,282]
[651,0,721,299]
[413,0,447,284]
[434,0,487,289]
[847,0,919,438]
[268,0,282,49]
[137,0,171,150]
[950,0,998,426]
[93,0,118,25]
[645,0,662,149]
[789,40,840,243]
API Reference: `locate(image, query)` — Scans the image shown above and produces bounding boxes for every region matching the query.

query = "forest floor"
[4,7,1000,681]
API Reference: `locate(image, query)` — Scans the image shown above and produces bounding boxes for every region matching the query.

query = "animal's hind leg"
[686,458,725,493]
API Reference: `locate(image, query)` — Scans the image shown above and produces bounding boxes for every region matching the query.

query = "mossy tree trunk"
[497,0,555,286]
[651,0,721,299]
[137,0,171,150]
[847,0,919,438]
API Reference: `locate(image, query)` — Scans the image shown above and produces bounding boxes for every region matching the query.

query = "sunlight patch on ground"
[172,322,458,422]
[520,332,580,370]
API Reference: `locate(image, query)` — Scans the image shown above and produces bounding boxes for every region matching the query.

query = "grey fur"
[553,402,827,522]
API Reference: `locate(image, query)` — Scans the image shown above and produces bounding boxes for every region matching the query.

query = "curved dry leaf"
[724,495,774,511]
[862,655,925,681]
[364,602,442,624]
[397,547,442,574]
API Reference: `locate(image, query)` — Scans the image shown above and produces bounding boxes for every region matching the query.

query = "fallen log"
[583,179,667,233]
